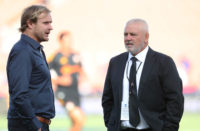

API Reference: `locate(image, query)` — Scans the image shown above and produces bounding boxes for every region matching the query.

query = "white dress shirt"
[121,46,149,129]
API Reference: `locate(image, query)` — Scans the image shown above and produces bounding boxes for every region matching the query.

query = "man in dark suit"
[102,18,184,131]
[6,5,55,131]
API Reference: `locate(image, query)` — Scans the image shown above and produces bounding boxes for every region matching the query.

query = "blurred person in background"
[102,18,184,131]
[48,30,85,131]
[6,5,55,131]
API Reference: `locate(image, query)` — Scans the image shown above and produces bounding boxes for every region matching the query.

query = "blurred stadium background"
[0,0,200,130]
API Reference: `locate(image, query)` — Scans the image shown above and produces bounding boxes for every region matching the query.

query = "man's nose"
[126,34,132,40]
[49,24,53,30]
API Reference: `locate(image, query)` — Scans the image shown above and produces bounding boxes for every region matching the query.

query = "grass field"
[0,112,200,131]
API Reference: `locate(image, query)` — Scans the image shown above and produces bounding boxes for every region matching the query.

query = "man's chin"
[43,38,49,42]
[126,47,134,52]
[126,48,138,55]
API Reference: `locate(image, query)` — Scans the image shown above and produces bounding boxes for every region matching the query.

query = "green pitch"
[179,112,200,131]
[0,113,200,131]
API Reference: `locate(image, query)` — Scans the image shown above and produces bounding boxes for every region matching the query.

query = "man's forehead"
[38,12,51,19]
[125,24,141,30]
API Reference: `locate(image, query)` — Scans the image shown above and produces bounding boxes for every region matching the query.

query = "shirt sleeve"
[7,48,42,130]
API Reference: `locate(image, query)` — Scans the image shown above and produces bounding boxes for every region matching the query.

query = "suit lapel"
[138,48,155,97]
[118,52,129,102]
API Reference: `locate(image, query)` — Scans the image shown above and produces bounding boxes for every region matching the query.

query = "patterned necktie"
[129,57,140,127]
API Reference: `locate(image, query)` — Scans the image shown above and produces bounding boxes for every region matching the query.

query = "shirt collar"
[21,34,42,50]
[128,46,149,63]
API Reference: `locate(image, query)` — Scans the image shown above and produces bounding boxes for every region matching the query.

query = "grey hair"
[126,18,149,32]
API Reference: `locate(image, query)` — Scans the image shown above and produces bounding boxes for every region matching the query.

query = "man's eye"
[130,33,136,36]
[43,22,50,24]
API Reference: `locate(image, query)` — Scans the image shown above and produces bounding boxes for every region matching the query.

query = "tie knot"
[131,57,137,62]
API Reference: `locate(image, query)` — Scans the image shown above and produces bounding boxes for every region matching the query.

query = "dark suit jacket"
[102,47,184,131]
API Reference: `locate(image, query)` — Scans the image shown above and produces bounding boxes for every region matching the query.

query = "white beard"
[125,42,145,55]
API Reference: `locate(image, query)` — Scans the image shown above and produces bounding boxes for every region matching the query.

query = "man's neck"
[23,31,40,44]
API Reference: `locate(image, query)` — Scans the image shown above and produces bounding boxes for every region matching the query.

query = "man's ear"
[145,32,149,44]
[26,20,34,29]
